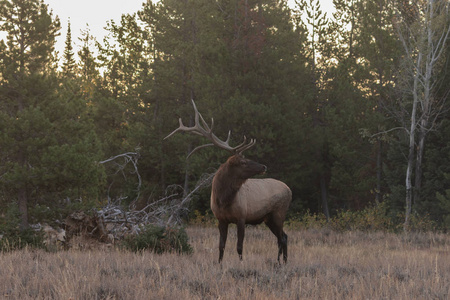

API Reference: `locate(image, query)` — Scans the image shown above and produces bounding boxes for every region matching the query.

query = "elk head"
[223,154,267,180]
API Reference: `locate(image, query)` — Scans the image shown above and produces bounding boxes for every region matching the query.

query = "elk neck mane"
[212,160,247,208]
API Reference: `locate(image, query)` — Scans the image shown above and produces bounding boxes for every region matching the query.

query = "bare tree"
[395,0,450,230]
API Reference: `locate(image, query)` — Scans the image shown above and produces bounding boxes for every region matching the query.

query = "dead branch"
[99,152,142,208]
[166,172,215,225]
[90,172,215,241]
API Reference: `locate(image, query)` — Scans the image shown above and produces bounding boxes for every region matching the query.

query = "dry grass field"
[1,226,449,299]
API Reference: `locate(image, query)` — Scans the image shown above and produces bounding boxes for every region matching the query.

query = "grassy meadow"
[1,226,449,299]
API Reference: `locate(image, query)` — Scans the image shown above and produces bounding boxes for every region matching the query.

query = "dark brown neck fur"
[212,163,246,208]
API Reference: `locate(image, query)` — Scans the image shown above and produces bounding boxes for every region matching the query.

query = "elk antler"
[164,100,256,158]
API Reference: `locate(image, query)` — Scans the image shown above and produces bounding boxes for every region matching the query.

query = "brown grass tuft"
[1,226,449,299]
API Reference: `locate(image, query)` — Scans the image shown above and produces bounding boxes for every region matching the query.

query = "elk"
[165,100,292,263]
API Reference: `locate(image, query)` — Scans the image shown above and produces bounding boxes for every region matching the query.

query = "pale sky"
[3,0,335,57]
[44,0,146,55]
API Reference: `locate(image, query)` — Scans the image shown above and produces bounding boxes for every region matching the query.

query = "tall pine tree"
[0,0,61,229]
[0,0,104,228]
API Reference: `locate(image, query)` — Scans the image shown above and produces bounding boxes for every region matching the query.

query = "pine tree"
[294,0,332,218]
[62,19,76,77]
[103,0,313,211]
[0,0,105,229]
[78,26,99,97]
[324,0,401,212]
[0,0,61,229]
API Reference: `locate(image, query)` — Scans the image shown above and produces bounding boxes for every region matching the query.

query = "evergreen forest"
[1,0,450,234]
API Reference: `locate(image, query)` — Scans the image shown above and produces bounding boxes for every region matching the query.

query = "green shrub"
[330,202,392,232]
[287,202,394,232]
[286,210,328,230]
[189,210,217,226]
[122,224,193,255]
[396,212,437,232]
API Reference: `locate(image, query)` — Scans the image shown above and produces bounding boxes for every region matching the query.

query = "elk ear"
[227,155,241,166]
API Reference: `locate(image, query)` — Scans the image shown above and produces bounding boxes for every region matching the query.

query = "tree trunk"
[404,52,422,231]
[375,139,383,203]
[405,124,415,231]
[414,120,427,206]
[404,148,414,231]
[182,115,194,199]
[397,0,450,231]
[183,150,191,199]
[18,187,28,230]
[320,174,330,222]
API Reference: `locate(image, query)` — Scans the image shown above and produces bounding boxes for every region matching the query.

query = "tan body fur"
[211,178,291,225]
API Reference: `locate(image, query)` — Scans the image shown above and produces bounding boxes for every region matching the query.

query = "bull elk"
[165,100,292,263]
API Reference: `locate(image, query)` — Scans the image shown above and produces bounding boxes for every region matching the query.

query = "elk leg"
[265,219,287,263]
[218,221,228,263]
[236,220,245,260]
[281,231,288,263]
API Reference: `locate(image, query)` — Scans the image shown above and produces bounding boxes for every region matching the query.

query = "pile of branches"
[36,152,214,248]
[96,151,214,238]
[95,172,214,241]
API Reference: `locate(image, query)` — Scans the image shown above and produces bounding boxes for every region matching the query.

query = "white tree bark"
[397,0,450,230]
[405,51,421,230]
